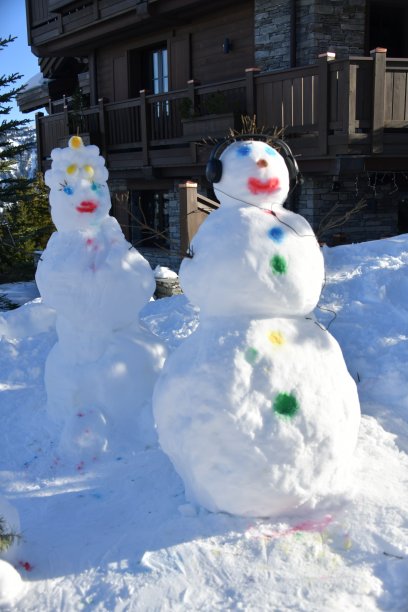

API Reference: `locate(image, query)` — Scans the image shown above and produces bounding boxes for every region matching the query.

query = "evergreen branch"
[0,516,21,553]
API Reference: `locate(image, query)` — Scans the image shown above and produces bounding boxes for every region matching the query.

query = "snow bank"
[0,233,406,610]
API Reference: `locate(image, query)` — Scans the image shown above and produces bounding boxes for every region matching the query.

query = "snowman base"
[153,315,360,518]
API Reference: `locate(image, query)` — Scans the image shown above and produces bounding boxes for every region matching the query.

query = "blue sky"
[2,0,41,123]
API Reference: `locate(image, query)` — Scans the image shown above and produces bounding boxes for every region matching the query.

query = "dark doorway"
[368,1,408,57]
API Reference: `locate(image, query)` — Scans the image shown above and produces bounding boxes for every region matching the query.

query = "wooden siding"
[95,2,252,104]
[385,59,408,126]
[190,4,254,84]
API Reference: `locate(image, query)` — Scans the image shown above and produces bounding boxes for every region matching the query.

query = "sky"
[1,0,41,124]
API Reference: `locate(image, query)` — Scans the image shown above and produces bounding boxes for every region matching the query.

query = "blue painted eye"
[63,185,74,195]
[91,182,98,191]
[237,144,252,157]
[265,145,277,156]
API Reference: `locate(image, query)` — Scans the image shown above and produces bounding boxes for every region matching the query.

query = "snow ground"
[0,235,407,611]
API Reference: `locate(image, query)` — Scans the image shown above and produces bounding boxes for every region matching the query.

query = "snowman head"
[208,138,293,210]
[44,136,111,232]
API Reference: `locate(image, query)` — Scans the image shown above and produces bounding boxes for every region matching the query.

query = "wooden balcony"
[35,51,408,177]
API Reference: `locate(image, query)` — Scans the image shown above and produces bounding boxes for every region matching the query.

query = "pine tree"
[0,172,54,279]
[0,35,33,205]
[0,516,21,553]
[0,36,54,281]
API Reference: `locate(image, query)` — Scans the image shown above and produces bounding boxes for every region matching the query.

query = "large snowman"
[153,136,360,518]
[36,136,165,461]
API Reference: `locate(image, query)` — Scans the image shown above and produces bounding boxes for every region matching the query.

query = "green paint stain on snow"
[270,254,287,275]
[273,392,299,419]
[245,347,259,365]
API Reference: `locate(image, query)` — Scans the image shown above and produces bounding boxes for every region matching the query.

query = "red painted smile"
[247,177,280,195]
[76,201,98,214]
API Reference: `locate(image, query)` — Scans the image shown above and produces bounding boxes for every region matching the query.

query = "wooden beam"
[179,181,198,256]
[139,89,150,166]
[35,112,44,173]
[371,47,387,154]
[245,67,260,118]
[317,52,336,156]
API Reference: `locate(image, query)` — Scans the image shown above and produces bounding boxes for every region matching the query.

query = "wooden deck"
[35,50,408,176]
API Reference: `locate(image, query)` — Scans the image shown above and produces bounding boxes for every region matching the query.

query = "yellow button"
[83,164,94,178]
[66,164,78,175]
[268,331,285,345]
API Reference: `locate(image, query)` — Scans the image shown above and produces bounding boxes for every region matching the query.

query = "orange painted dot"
[69,135,83,149]
[66,164,78,175]
[268,331,285,345]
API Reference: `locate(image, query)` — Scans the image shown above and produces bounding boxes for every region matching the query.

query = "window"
[130,190,169,248]
[152,48,168,94]
[128,45,168,97]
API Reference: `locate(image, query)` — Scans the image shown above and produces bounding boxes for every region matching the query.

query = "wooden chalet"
[20,0,408,269]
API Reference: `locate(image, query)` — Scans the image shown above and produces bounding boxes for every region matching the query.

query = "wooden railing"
[179,182,219,254]
[35,51,408,173]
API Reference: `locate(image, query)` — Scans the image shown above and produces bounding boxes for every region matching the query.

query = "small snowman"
[153,136,360,518]
[36,136,165,462]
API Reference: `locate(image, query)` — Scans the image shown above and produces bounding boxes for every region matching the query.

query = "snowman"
[153,135,360,518]
[36,136,165,462]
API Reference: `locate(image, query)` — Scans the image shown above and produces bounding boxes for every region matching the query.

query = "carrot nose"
[257,159,268,168]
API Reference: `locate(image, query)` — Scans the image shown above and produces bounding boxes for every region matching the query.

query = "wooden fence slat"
[371,47,387,154]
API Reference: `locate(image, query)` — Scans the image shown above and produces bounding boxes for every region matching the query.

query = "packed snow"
[154,139,360,518]
[0,232,407,609]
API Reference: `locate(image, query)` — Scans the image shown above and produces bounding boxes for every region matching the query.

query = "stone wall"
[296,174,400,245]
[254,0,367,72]
[254,0,292,71]
[297,0,366,65]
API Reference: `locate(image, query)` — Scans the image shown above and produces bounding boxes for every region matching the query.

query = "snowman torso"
[153,139,360,518]
[180,205,324,317]
[36,216,154,334]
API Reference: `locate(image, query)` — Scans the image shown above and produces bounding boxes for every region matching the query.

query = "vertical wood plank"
[293,77,303,126]
[245,67,260,118]
[317,52,336,155]
[392,72,406,120]
[371,47,387,154]
[139,89,149,165]
[35,112,44,173]
[282,79,293,128]
[98,97,107,156]
[179,182,198,256]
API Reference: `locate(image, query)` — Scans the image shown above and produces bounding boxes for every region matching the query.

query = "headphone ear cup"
[206,158,223,183]
[285,157,298,189]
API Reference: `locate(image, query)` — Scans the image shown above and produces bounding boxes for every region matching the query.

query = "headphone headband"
[205,134,302,192]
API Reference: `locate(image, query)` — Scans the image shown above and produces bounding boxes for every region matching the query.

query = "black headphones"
[205,134,302,192]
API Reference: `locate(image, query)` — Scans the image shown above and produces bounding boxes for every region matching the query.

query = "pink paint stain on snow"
[247,515,334,541]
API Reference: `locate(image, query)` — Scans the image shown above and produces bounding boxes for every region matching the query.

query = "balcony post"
[98,97,107,158]
[63,94,69,132]
[245,67,261,118]
[140,89,150,166]
[179,181,198,256]
[317,52,336,156]
[371,47,387,154]
[35,112,44,174]
[187,80,199,115]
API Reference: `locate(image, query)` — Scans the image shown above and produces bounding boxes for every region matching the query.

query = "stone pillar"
[254,0,367,73]
[254,0,292,71]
